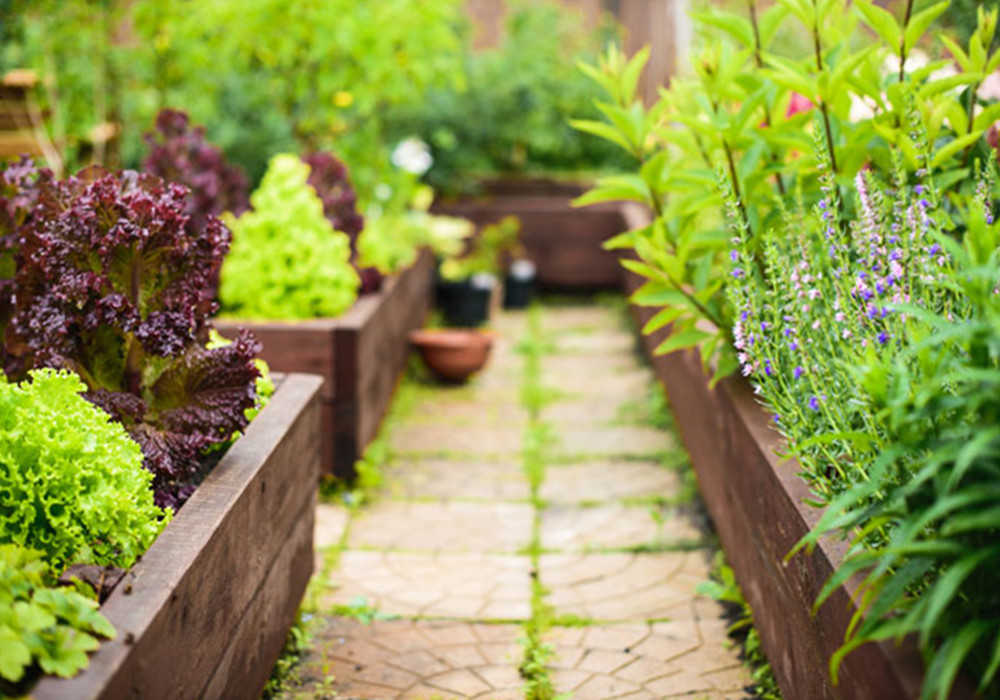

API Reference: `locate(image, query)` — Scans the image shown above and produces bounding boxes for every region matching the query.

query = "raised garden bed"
[215,251,434,478]
[618,204,974,700]
[31,372,323,700]
[432,177,625,291]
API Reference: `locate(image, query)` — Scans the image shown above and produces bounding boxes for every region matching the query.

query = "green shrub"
[0,544,116,686]
[385,0,629,194]
[219,154,360,320]
[0,370,168,572]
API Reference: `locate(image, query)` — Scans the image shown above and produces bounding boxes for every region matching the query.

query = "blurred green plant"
[219,154,359,320]
[2,0,466,209]
[384,0,630,195]
[575,0,1000,382]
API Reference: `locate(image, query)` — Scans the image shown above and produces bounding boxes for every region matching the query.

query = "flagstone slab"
[541,504,703,552]
[322,551,532,621]
[549,424,675,459]
[382,459,530,501]
[290,618,524,700]
[348,501,533,553]
[539,551,712,621]
[540,460,680,504]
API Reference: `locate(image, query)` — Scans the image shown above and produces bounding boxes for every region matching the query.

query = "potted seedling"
[436,215,521,326]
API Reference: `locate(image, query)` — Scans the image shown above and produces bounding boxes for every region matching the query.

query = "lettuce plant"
[0,370,167,571]
[0,544,116,687]
[0,159,49,373]
[3,168,261,507]
[220,154,359,320]
[142,108,250,235]
[302,151,383,293]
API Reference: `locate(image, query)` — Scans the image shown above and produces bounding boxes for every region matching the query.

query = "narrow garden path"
[283,303,751,700]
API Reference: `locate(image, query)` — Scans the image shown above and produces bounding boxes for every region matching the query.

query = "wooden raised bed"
[618,204,974,700]
[215,251,434,479]
[32,373,323,700]
[432,177,625,291]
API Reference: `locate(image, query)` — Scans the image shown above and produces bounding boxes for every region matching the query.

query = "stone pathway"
[281,304,751,700]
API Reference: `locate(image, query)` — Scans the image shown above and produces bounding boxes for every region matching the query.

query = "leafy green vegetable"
[220,154,360,320]
[0,544,115,686]
[0,370,168,571]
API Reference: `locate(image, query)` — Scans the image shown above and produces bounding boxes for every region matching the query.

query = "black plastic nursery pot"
[503,260,536,309]
[436,276,494,327]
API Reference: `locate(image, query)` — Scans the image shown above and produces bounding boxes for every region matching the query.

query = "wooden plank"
[199,497,315,699]
[333,250,434,476]
[433,183,626,290]
[0,130,45,158]
[31,373,323,700]
[214,319,339,401]
[216,251,435,478]
[619,203,974,700]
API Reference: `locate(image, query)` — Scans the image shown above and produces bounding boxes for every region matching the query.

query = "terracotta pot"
[410,329,495,383]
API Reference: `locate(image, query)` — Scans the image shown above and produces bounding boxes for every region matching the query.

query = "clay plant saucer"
[410,328,497,383]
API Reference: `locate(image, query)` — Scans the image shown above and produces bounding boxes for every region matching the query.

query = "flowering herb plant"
[575,1,1000,382]
[3,167,261,508]
[576,1,1000,697]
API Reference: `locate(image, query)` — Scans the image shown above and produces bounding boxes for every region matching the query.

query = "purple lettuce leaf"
[6,167,259,506]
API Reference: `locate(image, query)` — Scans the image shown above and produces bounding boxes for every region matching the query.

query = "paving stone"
[554,330,637,355]
[289,619,523,699]
[545,619,751,700]
[540,461,680,504]
[348,501,533,553]
[401,397,527,429]
[549,424,674,459]
[540,306,626,333]
[315,503,350,549]
[390,423,524,459]
[540,551,712,620]
[323,551,532,620]
[542,397,630,425]
[543,352,639,379]
[381,459,530,501]
[542,504,703,552]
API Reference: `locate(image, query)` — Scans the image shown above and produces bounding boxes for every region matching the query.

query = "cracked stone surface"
[541,504,704,552]
[323,550,533,620]
[348,501,533,553]
[295,619,524,700]
[284,304,751,699]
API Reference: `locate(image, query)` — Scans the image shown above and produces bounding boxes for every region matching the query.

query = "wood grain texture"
[433,181,626,290]
[333,250,435,476]
[215,251,434,478]
[31,373,323,700]
[620,203,973,700]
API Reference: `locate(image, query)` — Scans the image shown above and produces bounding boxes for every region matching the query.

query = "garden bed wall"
[432,178,625,290]
[215,251,434,478]
[618,203,974,700]
[32,373,323,700]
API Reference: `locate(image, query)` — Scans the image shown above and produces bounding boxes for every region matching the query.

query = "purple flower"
[789,341,798,351]
[773,414,781,424]
[794,366,804,380]
[928,243,941,256]
[732,268,744,279]
[877,331,889,345]
[764,359,773,376]
[730,250,739,262]
[808,395,820,411]
[914,184,924,195]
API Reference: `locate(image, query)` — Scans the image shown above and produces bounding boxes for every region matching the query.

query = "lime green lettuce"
[220,154,360,320]
[0,370,168,571]
[0,544,115,685]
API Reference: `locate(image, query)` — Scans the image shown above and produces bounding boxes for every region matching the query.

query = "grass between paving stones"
[517,305,571,700]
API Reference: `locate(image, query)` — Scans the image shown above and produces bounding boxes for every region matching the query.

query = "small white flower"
[391,137,433,175]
